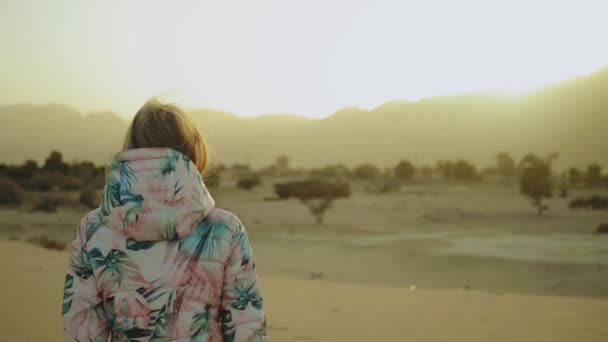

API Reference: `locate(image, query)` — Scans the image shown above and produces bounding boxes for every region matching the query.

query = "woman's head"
[123,98,209,174]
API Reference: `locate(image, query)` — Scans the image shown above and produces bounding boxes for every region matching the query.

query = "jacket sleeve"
[220,222,268,342]
[62,219,110,342]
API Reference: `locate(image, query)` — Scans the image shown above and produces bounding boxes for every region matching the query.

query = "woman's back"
[62,120,267,341]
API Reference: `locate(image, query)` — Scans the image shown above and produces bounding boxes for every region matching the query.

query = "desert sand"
[1,240,607,342]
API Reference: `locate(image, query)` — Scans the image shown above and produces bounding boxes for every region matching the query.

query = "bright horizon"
[1,0,608,118]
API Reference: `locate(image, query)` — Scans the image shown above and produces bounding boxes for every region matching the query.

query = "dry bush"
[237,175,262,191]
[26,236,67,251]
[79,187,100,209]
[0,176,25,206]
[274,180,350,224]
[32,196,64,213]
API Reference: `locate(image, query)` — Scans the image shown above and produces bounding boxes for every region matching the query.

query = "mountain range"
[1,69,607,170]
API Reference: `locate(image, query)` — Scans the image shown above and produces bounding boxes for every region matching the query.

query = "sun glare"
[1,0,607,117]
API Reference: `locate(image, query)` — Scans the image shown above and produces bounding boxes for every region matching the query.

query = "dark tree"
[21,160,39,174]
[353,163,380,180]
[519,154,556,215]
[568,167,582,189]
[453,160,479,182]
[309,165,351,180]
[236,175,261,191]
[0,177,25,206]
[276,155,290,174]
[495,152,516,185]
[394,160,416,181]
[43,151,69,175]
[274,180,350,224]
[69,161,96,180]
[585,164,602,188]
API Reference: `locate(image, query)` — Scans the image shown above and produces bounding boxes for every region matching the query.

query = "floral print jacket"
[62,148,267,341]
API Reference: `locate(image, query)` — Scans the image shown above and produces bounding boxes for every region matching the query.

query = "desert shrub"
[22,172,54,191]
[69,161,96,180]
[519,153,556,215]
[570,196,608,211]
[27,236,67,251]
[231,164,251,172]
[79,187,100,209]
[58,176,84,191]
[568,168,583,189]
[453,160,480,182]
[237,175,262,191]
[43,150,69,175]
[495,152,516,184]
[394,160,415,181]
[353,164,380,179]
[274,180,350,224]
[22,172,84,191]
[275,155,290,175]
[596,223,608,234]
[204,169,221,188]
[0,177,25,206]
[33,196,63,213]
[371,178,402,193]
[309,165,351,180]
[585,164,602,188]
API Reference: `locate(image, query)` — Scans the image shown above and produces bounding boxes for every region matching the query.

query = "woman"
[62,99,267,341]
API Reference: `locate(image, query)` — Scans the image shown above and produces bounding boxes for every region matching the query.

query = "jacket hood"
[100,148,215,241]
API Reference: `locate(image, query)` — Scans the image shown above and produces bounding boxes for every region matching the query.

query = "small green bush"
[0,177,25,206]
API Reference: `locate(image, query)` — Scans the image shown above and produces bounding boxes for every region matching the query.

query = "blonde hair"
[123,98,209,174]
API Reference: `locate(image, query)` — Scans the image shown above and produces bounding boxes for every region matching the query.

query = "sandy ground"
[1,241,607,342]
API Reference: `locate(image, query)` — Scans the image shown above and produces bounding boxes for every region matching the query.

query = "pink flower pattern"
[62,148,267,341]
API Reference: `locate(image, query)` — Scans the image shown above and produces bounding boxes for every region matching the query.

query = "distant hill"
[1,69,607,169]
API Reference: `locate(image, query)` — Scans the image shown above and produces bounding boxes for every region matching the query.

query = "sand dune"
[1,240,607,342]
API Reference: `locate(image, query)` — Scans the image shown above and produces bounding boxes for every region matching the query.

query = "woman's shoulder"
[76,208,106,242]
[204,208,246,236]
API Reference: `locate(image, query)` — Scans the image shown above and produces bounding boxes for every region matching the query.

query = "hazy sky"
[1,0,607,118]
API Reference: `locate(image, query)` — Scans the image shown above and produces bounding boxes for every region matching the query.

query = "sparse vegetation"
[496,152,516,185]
[43,150,69,175]
[353,164,380,180]
[596,223,608,234]
[237,175,262,191]
[394,160,415,181]
[26,236,67,251]
[204,168,221,188]
[585,164,603,188]
[33,196,64,213]
[274,180,350,224]
[309,165,351,180]
[0,177,25,206]
[435,159,480,183]
[569,196,608,211]
[519,153,556,215]
[276,155,290,175]
[79,187,100,209]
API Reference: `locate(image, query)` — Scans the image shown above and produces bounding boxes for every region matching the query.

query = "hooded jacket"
[62,148,267,342]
